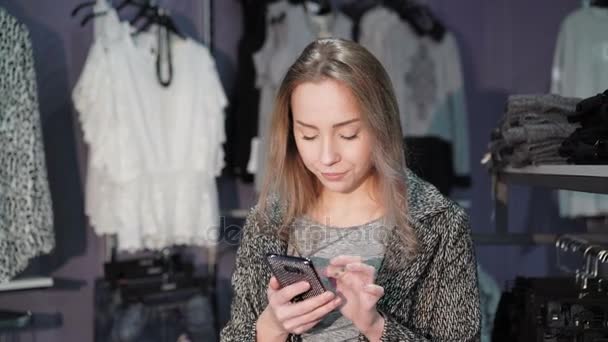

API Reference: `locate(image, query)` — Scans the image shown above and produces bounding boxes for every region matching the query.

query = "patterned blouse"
[0,8,54,282]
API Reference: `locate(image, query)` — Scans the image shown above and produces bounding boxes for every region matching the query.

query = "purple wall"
[0,0,584,340]
[427,0,582,289]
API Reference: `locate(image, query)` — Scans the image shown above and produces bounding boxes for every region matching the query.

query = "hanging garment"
[359,6,470,178]
[551,6,608,218]
[224,0,268,183]
[0,8,55,282]
[477,265,501,342]
[404,136,455,195]
[251,0,353,192]
[73,9,227,251]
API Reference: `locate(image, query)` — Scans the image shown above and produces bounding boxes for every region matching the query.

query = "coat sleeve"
[376,205,481,342]
[219,208,270,342]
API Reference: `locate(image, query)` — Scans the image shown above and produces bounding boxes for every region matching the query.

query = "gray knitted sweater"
[220,169,481,341]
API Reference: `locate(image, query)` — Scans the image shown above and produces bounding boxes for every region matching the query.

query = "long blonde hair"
[257,38,417,258]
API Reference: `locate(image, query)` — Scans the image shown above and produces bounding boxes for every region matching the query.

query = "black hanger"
[287,0,332,15]
[72,1,109,27]
[383,0,445,41]
[404,4,445,41]
[73,0,147,27]
[130,4,185,87]
[116,0,147,12]
[71,1,96,17]
[317,0,333,15]
[591,0,608,7]
[130,3,185,39]
[306,0,333,15]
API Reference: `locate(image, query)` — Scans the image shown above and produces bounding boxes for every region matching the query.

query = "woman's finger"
[279,291,336,320]
[326,263,375,286]
[363,284,385,297]
[271,281,310,305]
[325,264,346,278]
[345,262,376,276]
[338,272,364,289]
[287,317,323,335]
[269,276,281,290]
[282,294,342,329]
[329,255,362,266]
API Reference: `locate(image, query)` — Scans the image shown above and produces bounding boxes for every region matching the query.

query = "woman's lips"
[321,171,347,181]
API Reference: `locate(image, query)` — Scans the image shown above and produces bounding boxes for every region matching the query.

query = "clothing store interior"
[1,0,608,341]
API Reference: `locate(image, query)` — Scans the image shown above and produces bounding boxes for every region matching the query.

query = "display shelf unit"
[498,165,608,194]
[475,165,608,245]
[0,277,75,335]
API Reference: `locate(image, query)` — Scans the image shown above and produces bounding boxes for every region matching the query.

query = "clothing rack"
[100,207,244,340]
[555,234,608,291]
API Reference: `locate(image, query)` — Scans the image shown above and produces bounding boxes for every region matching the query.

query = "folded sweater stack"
[559,90,608,164]
[488,94,580,169]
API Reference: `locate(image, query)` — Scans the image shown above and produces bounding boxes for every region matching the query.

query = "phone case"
[265,253,326,302]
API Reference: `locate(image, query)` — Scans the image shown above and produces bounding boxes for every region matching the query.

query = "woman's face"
[291,78,375,194]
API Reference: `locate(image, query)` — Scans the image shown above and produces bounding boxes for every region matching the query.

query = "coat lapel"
[374,169,447,317]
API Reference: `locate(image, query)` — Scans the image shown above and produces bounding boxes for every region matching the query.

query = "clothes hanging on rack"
[492,277,608,342]
[73,3,227,251]
[250,0,353,192]
[404,136,455,195]
[0,7,55,282]
[224,0,268,183]
[551,6,608,218]
[359,6,470,179]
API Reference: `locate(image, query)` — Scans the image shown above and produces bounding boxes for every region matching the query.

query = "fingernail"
[325,291,335,298]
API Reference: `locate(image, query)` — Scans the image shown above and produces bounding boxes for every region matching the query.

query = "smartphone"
[265,253,326,302]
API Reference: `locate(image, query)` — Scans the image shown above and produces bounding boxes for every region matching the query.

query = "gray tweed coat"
[220,169,481,341]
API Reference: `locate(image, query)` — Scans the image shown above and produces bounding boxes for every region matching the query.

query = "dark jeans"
[95,279,216,342]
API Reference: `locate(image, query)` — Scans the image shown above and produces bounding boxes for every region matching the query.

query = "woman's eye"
[302,135,317,141]
[341,134,358,140]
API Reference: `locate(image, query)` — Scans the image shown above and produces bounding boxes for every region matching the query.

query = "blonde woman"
[220,38,480,342]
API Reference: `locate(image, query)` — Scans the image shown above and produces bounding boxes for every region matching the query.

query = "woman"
[220,38,480,342]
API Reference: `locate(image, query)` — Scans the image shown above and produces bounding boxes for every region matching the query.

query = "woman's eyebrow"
[295,118,360,129]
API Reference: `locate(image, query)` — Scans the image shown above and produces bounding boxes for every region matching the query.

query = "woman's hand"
[325,255,386,341]
[257,276,342,340]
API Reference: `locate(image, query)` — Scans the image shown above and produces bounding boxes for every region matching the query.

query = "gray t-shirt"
[287,215,391,341]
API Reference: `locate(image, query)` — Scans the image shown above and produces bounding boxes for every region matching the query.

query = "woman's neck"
[311,172,384,226]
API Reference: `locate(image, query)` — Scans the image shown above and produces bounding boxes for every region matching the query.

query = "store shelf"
[0,311,62,333]
[498,165,608,194]
[221,209,248,219]
[485,165,608,245]
[0,277,53,293]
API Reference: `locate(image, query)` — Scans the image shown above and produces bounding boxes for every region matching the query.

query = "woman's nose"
[320,137,340,166]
